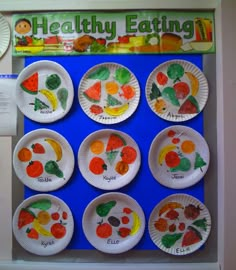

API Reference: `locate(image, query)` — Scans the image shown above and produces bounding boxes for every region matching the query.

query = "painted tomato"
[51,223,66,239]
[26,160,43,178]
[89,157,107,175]
[96,222,112,238]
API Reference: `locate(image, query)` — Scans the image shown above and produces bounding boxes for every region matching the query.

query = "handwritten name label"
[107,238,119,245]
[98,115,117,120]
[38,177,52,182]
[103,175,116,182]
[41,240,55,248]
[167,112,185,120]
[40,110,53,114]
[175,247,191,254]
[171,173,184,180]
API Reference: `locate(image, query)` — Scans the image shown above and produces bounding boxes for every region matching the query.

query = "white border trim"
[0,0,219,11]
[0,262,220,270]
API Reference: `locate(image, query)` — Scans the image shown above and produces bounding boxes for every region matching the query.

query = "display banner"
[12,11,215,56]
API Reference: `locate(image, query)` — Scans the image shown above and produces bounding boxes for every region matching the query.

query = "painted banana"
[158,144,177,165]
[32,219,52,237]
[130,211,141,236]
[159,202,184,216]
[45,138,62,162]
[185,72,199,97]
[39,89,58,111]
[104,103,129,116]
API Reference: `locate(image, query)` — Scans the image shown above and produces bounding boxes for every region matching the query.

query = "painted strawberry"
[123,207,132,214]
[31,143,45,154]
[26,228,39,239]
[118,227,131,238]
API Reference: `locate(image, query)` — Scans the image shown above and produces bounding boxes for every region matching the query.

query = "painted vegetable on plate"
[16,198,69,240]
[20,70,69,113]
[157,128,207,174]
[79,129,140,190]
[149,194,211,255]
[94,200,142,239]
[79,63,139,124]
[147,60,208,122]
[87,132,137,176]
[17,136,65,180]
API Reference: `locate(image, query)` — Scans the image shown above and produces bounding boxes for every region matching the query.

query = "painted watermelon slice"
[83,81,101,103]
[20,72,38,94]
[178,95,200,114]
[106,133,127,152]
[182,226,202,247]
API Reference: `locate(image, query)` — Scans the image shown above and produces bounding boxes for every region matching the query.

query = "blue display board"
[24,54,204,250]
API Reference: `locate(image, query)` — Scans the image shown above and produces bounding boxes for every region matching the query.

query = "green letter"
[126,15,137,33]
[50,22,60,35]
[138,20,152,33]
[182,20,194,39]
[32,17,48,34]
[105,21,116,40]
[61,21,74,34]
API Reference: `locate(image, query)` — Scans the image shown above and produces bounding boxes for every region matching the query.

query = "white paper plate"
[145,59,209,122]
[78,62,140,124]
[13,128,75,192]
[16,60,74,123]
[78,129,141,190]
[0,14,10,58]
[148,193,211,255]
[13,194,74,256]
[148,125,210,189]
[82,192,145,254]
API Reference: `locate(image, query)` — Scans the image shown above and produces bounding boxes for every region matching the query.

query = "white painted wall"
[1,0,236,269]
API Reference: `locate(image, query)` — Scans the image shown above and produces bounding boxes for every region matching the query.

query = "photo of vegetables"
[148,193,211,255]
[145,59,209,122]
[13,128,75,192]
[82,192,145,254]
[15,60,74,123]
[78,62,140,124]
[148,125,210,189]
[78,129,141,190]
[12,194,74,256]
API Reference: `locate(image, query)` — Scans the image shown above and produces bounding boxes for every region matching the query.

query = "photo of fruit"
[145,59,209,122]
[82,192,145,254]
[148,193,211,255]
[12,194,74,256]
[148,125,210,189]
[78,62,140,124]
[13,128,75,192]
[15,60,74,123]
[78,129,141,190]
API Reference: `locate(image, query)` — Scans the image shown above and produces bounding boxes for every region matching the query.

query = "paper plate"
[78,129,141,190]
[13,128,75,192]
[15,60,74,123]
[145,59,209,122]
[13,194,74,256]
[148,125,210,189]
[148,193,211,255]
[78,62,140,124]
[0,14,10,58]
[82,192,145,254]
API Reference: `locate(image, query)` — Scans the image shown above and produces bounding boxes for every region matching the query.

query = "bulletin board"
[20,53,205,252]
